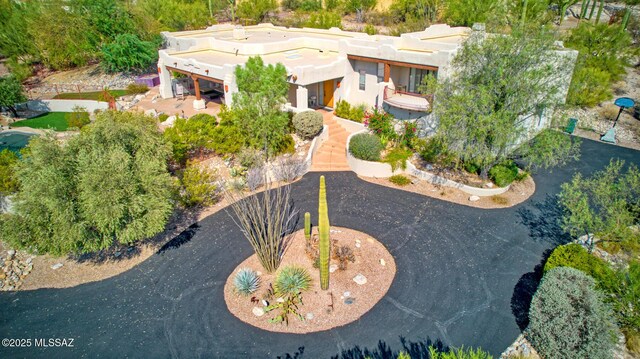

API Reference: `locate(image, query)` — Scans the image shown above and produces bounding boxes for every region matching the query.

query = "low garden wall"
[333,115,365,134]
[20,99,109,113]
[303,125,329,173]
[346,129,510,197]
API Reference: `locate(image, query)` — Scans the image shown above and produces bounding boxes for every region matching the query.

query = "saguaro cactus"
[304,212,311,240]
[318,176,330,290]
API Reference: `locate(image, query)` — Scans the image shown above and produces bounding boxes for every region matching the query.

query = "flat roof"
[170,26,360,44]
[171,47,342,69]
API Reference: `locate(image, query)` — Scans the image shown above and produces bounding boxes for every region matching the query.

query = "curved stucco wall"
[346,129,510,196]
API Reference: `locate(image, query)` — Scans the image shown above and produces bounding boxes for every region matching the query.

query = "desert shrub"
[179,162,218,207]
[419,137,458,168]
[526,267,619,359]
[282,0,322,11]
[349,133,383,161]
[237,147,264,169]
[488,161,518,187]
[275,266,311,295]
[237,0,277,23]
[389,174,411,186]
[599,104,620,121]
[325,0,339,10]
[246,166,265,191]
[304,11,342,29]
[382,147,412,171]
[567,66,612,107]
[0,149,19,196]
[491,195,508,205]
[544,244,618,292]
[234,268,260,296]
[624,329,640,356]
[274,134,296,155]
[333,245,355,270]
[126,82,149,95]
[210,124,244,155]
[363,23,377,35]
[65,106,90,129]
[158,114,169,123]
[101,33,158,73]
[428,346,493,359]
[292,111,323,139]
[463,160,480,175]
[335,100,365,122]
[164,113,218,164]
[273,156,306,183]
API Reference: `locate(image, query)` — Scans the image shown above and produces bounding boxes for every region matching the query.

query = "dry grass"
[491,195,509,206]
[599,104,620,121]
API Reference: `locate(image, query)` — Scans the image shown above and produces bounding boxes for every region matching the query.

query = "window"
[359,70,366,91]
[408,68,437,93]
[377,63,385,83]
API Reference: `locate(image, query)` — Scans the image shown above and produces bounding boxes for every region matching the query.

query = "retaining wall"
[346,129,510,197]
[19,99,109,113]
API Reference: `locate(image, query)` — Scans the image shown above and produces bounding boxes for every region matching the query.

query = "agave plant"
[274,266,311,296]
[234,268,260,296]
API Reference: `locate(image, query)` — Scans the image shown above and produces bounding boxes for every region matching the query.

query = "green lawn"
[53,90,127,101]
[12,112,69,131]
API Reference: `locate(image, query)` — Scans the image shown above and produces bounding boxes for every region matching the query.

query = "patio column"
[384,63,390,83]
[296,86,308,111]
[191,75,206,110]
[158,62,173,99]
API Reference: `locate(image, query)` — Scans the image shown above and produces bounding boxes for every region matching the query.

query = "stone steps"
[310,110,351,172]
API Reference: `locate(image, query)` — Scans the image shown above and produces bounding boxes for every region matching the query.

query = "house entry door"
[323,80,334,108]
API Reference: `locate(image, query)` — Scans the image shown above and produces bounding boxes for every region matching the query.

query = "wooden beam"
[383,63,390,83]
[165,66,224,84]
[347,55,439,72]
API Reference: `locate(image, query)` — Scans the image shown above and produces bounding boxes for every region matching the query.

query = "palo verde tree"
[425,27,580,179]
[0,111,174,255]
[232,56,290,156]
[558,159,640,254]
[0,75,27,117]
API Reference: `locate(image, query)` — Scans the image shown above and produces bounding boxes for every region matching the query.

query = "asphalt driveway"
[1,138,639,358]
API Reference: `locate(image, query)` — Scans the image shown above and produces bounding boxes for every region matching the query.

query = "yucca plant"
[234,268,260,296]
[275,265,311,295]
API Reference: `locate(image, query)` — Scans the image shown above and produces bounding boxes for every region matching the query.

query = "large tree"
[0,75,27,117]
[232,56,290,156]
[559,159,640,254]
[426,28,579,179]
[0,111,174,254]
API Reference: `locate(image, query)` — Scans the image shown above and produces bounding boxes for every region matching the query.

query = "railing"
[383,86,432,112]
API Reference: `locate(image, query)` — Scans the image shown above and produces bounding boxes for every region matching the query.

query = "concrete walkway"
[311,110,350,172]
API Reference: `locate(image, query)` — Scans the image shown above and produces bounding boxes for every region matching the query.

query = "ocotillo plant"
[318,175,330,290]
[304,212,311,240]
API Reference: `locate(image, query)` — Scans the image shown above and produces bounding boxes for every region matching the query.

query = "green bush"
[382,147,411,171]
[179,162,218,207]
[274,134,296,155]
[210,124,244,155]
[65,106,90,129]
[126,83,149,95]
[237,0,277,23]
[419,137,457,168]
[335,100,365,123]
[544,244,618,293]
[389,174,411,186]
[158,114,169,123]
[428,346,493,359]
[304,11,342,29]
[349,133,383,161]
[275,265,311,295]
[463,160,480,175]
[237,147,264,169]
[101,33,158,73]
[567,65,612,107]
[488,161,518,187]
[234,268,260,296]
[364,24,377,35]
[292,111,323,139]
[282,0,322,11]
[0,149,19,196]
[527,267,619,359]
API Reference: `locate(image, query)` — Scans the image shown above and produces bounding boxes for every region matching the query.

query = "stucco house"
[158,23,475,120]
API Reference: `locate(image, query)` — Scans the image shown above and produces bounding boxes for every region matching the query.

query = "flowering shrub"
[364,108,395,140]
[400,121,418,148]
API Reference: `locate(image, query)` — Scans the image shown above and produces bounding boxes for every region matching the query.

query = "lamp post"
[601,97,635,144]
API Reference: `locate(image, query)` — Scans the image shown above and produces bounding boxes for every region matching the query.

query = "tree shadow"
[510,249,552,331]
[157,222,201,254]
[327,337,446,359]
[516,194,571,246]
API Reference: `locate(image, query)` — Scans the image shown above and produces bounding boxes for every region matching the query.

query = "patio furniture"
[565,118,578,134]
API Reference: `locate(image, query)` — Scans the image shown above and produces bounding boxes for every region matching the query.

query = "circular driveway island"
[1,138,638,358]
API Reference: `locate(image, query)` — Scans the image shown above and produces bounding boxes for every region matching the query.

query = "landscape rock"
[252,307,265,317]
[51,263,64,270]
[353,274,367,285]
[329,264,338,273]
[276,297,285,303]
[355,239,361,248]
[7,250,15,259]
[380,258,386,266]
[306,312,314,320]
[343,291,351,297]
[469,195,480,202]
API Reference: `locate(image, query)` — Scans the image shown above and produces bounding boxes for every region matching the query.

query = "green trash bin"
[565,118,578,134]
